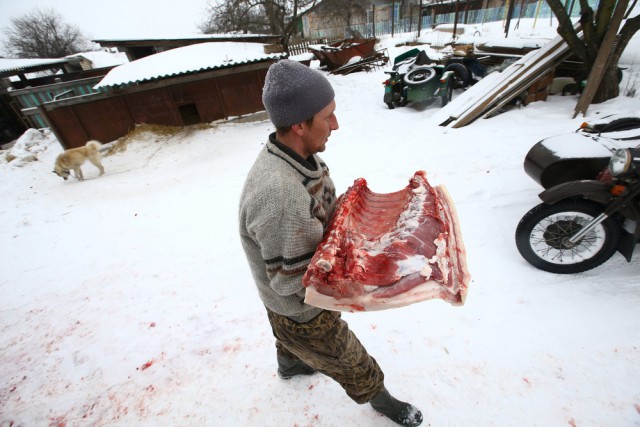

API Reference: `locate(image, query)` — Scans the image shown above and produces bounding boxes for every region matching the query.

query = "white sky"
[0,0,210,46]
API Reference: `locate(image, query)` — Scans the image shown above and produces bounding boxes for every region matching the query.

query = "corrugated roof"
[0,58,69,75]
[93,33,278,43]
[95,42,285,90]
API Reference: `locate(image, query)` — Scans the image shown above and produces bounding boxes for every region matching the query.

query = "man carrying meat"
[238,59,423,427]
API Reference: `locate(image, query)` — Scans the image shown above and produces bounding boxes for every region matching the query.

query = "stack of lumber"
[435,26,582,128]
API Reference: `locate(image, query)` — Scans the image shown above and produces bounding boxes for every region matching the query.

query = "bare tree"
[2,8,90,58]
[547,0,640,102]
[199,1,270,34]
[199,0,318,52]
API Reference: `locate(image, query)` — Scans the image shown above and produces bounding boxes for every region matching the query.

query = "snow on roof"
[0,58,69,74]
[479,37,552,50]
[66,51,129,69]
[95,42,283,89]
[92,33,276,43]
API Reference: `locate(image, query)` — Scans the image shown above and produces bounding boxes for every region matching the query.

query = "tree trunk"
[593,61,620,102]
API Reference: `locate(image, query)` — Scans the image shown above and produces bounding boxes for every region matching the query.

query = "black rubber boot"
[277,356,316,380]
[369,387,423,426]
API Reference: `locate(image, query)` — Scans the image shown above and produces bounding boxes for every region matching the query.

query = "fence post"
[453,0,460,41]
[373,4,376,37]
[504,0,516,37]
[418,0,423,37]
[391,0,395,37]
[410,6,413,33]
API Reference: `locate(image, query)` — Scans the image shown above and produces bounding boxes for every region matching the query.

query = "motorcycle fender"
[538,180,613,205]
[617,229,637,262]
[383,91,392,103]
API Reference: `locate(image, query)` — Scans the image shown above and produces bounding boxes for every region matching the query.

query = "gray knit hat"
[262,59,335,128]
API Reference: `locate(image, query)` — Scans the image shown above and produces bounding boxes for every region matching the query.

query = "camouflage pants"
[266,308,385,404]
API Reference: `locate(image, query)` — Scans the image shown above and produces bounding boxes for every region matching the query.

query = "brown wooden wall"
[41,63,272,149]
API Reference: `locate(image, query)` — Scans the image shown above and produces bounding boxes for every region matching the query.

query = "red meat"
[303,171,470,312]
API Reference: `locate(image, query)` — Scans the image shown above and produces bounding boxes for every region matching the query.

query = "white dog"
[53,140,105,181]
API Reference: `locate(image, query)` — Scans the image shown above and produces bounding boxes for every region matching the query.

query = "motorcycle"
[382,48,471,109]
[515,116,640,274]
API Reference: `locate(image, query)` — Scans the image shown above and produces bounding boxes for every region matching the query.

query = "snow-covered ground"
[1,21,639,427]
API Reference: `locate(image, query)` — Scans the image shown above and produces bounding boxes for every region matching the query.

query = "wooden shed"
[39,42,285,149]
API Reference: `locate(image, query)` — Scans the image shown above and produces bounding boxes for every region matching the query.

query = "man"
[238,59,423,426]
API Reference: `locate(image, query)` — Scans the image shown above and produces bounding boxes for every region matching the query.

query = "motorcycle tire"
[444,63,470,89]
[386,95,407,109]
[515,199,622,274]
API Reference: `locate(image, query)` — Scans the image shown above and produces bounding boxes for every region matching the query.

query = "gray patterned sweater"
[239,134,337,322]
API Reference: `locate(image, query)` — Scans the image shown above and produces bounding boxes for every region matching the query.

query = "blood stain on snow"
[149,322,156,328]
[194,348,212,356]
[137,360,154,371]
[223,338,242,352]
[81,402,98,419]
[568,418,578,427]
[48,416,67,427]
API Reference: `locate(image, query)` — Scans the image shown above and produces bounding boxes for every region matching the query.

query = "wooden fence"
[288,38,332,56]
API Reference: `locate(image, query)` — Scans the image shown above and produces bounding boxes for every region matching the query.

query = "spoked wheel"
[515,199,622,274]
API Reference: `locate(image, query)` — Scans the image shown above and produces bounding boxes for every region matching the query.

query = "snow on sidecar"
[524,114,640,189]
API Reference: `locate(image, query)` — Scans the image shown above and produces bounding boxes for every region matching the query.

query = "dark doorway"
[179,103,201,126]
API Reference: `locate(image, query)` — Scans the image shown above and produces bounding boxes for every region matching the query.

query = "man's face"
[300,100,339,158]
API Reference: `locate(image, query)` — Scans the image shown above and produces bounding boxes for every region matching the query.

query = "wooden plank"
[432,70,504,126]
[573,0,629,118]
[480,48,573,119]
[451,41,567,127]
[442,35,567,127]
[442,22,582,128]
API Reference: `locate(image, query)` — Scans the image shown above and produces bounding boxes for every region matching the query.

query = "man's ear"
[290,122,305,136]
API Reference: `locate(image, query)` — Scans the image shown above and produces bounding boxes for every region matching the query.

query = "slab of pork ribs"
[303,171,470,312]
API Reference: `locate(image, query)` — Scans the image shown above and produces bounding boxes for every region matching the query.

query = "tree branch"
[547,0,589,62]
[612,13,640,64]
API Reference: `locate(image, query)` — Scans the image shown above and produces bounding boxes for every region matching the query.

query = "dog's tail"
[85,140,103,152]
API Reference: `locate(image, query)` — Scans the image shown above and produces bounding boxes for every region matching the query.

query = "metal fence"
[303,1,596,40]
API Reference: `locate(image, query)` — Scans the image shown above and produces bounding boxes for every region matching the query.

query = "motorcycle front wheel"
[515,199,622,274]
